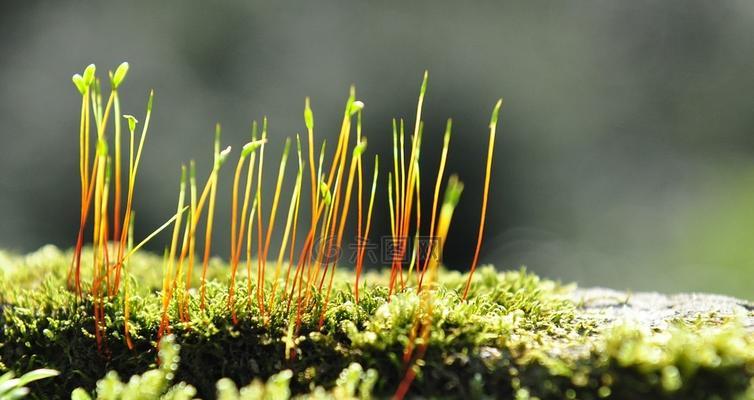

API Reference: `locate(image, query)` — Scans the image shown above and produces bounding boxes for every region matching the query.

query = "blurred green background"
[1,1,753,299]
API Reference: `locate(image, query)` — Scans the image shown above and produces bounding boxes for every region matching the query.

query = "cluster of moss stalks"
[1,246,753,399]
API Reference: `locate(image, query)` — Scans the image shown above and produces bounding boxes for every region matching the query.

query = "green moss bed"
[1,246,753,399]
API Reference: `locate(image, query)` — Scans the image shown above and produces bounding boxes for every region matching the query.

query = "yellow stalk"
[319,138,366,327]
[316,97,354,289]
[354,110,364,300]
[95,90,115,142]
[101,157,111,295]
[282,158,303,297]
[309,92,355,298]
[254,120,267,314]
[396,176,463,399]
[173,204,191,310]
[260,136,293,316]
[110,61,128,243]
[269,164,302,312]
[233,133,262,264]
[394,72,428,293]
[463,99,502,299]
[79,90,88,198]
[92,140,108,295]
[312,176,337,290]
[83,89,91,193]
[261,138,292,298]
[124,212,134,349]
[245,195,259,309]
[117,206,189,264]
[168,165,186,284]
[182,160,198,320]
[325,88,355,190]
[304,98,317,226]
[158,166,187,337]
[388,121,401,292]
[113,90,122,242]
[229,156,246,308]
[68,87,91,293]
[335,139,366,248]
[427,177,463,293]
[388,173,396,238]
[355,155,378,303]
[200,176,218,311]
[271,135,304,311]
[200,123,231,310]
[311,90,356,299]
[300,142,326,300]
[115,91,154,293]
[398,124,423,291]
[229,135,263,322]
[424,176,463,296]
[181,160,217,297]
[399,119,406,236]
[420,119,452,288]
[407,161,420,285]
[304,178,334,306]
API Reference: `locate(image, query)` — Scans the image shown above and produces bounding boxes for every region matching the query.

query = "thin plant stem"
[462,99,502,299]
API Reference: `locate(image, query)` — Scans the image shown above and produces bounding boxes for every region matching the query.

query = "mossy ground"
[1,246,753,399]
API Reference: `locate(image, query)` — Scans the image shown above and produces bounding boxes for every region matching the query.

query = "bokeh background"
[1,0,753,299]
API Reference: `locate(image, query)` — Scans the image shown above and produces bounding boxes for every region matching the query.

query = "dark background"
[1,0,753,299]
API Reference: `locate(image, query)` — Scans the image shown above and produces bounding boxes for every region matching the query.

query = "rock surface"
[570,287,754,332]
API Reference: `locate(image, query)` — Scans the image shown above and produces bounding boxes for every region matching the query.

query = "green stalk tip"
[217,146,232,168]
[283,137,292,157]
[147,90,155,112]
[180,164,187,184]
[304,97,314,130]
[490,99,503,128]
[83,64,96,87]
[251,120,258,140]
[350,100,364,116]
[392,119,398,151]
[319,181,332,205]
[72,74,86,94]
[123,115,138,134]
[111,62,130,89]
[354,138,367,157]
[241,139,266,158]
[420,70,429,97]
[345,86,356,115]
[444,119,452,143]
[443,175,464,207]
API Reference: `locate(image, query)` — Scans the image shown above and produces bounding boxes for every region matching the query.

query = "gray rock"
[569,287,754,332]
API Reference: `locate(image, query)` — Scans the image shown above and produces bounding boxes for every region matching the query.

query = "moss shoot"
[1,246,753,399]
[2,64,753,399]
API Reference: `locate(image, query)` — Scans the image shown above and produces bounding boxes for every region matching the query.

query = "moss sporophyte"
[1,63,753,399]
[58,63,501,397]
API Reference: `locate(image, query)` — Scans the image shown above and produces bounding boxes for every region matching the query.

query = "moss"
[1,246,753,399]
